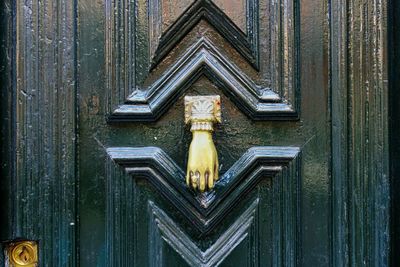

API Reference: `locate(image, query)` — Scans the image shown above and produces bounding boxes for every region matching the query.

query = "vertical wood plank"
[348,0,389,265]
[389,0,400,266]
[331,0,389,265]
[331,0,349,265]
[8,0,77,265]
[0,0,15,257]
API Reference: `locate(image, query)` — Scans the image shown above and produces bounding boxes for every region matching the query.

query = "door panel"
[79,0,328,265]
[106,145,300,265]
[105,0,298,121]
[0,0,390,266]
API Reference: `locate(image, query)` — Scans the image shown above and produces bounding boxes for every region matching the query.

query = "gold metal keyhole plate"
[7,241,38,267]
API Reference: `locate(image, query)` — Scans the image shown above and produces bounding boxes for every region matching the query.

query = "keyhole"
[18,246,31,263]
[9,241,37,266]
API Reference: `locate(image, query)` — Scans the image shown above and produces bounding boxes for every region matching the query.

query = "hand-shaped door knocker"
[184,95,221,192]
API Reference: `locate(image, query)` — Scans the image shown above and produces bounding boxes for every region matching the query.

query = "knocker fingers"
[187,165,218,192]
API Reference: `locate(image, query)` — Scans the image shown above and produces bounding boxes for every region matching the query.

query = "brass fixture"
[184,95,221,192]
[7,241,38,267]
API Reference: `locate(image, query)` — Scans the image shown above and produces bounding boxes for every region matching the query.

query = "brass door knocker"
[184,95,221,192]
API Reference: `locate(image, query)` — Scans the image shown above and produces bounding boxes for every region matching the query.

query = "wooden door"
[0,0,390,266]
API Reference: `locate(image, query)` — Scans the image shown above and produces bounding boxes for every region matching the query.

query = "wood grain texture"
[331,0,389,265]
[7,0,77,266]
[158,0,247,34]
[0,0,391,265]
[148,0,259,70]
[105,0,298,122]
[389,1,400,265]
[109,38,298,121]
[330,0,349,265]
[348,0,389,265]
[107,146,300,232]
[148,199,259,267]
[0,0,14,249]
[106,146,301,266]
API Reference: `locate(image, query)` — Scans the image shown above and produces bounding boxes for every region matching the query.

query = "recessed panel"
[105,0,299,121]
[160,0,247,33]
[105,146,301,266]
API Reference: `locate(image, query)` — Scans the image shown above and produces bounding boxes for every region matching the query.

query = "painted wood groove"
[105,0,298,122]
[106,147,301,266]
[389,1,400,265]
[107,146,300,233]
[331,0,389,265]
[148,199,259,267]
[0,0,391,265]
[106,159,136,267]
[149,0,260,71]
[108,38,298,122]
[0,0,14,252]
[12,0,77,266]
[330,0,349,265]
[347,0,389,265]
[106,147,300,266]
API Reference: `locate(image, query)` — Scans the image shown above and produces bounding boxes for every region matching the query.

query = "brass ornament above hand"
[184,95,221,192]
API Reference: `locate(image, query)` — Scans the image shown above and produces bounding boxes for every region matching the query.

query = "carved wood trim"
[108,38,298,121]
[107,146,300,233]
[106,146,301,265]
[331,0,389,265]
[148,0,260,70]
[148,199,259,267]
[105,0,299,122]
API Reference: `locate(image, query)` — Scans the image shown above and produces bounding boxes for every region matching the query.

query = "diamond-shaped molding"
[108,38,298,121]
[105,0,299,122]
[106,146,301,265]
[157,0,247,34]
[148,199,259,267]
[148,0,258,69]
[107,146,300,233]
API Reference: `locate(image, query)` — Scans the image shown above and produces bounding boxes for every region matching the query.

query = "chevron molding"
[148,0,259,70]
[108,38,298,121]
[107,146,300,232]
[105,0,298,122]
[106,146,301,265]
[149,199,259,267]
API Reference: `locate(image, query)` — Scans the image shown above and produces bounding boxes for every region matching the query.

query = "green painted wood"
[0,0,77,266]
[0,5,14,266]
[390,1,400,266]
[106,146,301,265]
[331,0,390,265]
[346,1,389,265]
[0,0,391,266]
[0,0,13,244]
[79,0,329,265]
[105,0,299,121]
[330,0,349,265]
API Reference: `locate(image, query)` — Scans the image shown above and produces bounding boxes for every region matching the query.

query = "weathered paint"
[0,0,390,266]
[389,1,400,266]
